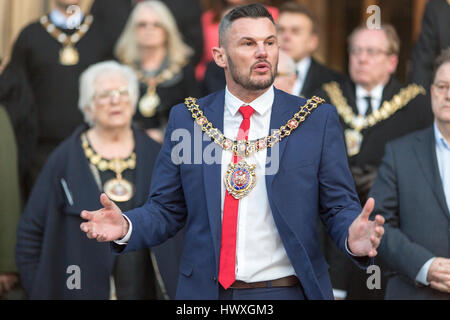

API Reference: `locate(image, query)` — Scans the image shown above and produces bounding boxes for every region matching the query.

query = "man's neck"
[226,84,271,104]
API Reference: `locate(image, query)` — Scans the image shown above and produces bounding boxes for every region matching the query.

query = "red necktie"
[219,105,255,290]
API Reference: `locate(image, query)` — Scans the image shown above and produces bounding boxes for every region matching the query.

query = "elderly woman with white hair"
[15,61,162,299]
[115,0,200,143]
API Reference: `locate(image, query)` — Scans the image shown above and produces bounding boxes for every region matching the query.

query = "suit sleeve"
[112,108,188,253]
[368,142,435,282]
[318,105,372,269]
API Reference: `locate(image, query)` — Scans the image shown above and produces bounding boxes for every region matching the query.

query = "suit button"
[212,276,217,283]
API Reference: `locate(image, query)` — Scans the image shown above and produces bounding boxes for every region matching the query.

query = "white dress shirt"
[292,56,312,96]
[355,84,384,115]
[49,8,83,29]
[221,85,296,282]
[415,123,450,285]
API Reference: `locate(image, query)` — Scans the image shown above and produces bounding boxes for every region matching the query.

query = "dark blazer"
[113,88,372,300]
[369,126,450,300]
[409,0,450,88]
[15,125,161,299]
[316,76,433,299]
[299,58,342,99]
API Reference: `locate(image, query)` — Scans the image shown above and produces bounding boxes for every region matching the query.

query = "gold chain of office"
[184,95,324,158]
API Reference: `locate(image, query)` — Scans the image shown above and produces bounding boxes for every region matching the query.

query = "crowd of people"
[0,0,449,300]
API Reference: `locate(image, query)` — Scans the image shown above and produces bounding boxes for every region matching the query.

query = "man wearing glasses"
[368,48,450,300]
[317,24,433,300]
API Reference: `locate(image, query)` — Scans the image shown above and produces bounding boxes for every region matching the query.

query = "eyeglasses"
[349,47,390,57]
[136,21,164,29]
[94,87,130,103]
[433,82,450,95]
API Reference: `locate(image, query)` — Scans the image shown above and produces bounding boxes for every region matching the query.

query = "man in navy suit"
[80,4,385,300]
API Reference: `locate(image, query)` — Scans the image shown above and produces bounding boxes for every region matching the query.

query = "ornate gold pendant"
[103,178,134,202]
[139,91,160,117]
[59,45,79,65]
[345,128,363,157]
[224,160,257,199]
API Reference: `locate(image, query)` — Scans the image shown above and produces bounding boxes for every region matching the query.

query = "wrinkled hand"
[347,198,385,257]
[0,273,19,296]
[80,193,127,242]
[427,257,450,293]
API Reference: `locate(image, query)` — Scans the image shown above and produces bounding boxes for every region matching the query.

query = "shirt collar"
[49,8,84,29]
[225,85,274,117]
[355,83,384,100]
[295,56,312,80]
[434,122,450,151]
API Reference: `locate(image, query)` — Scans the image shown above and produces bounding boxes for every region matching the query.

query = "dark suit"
[316,76,433,299]
[15,125,163,299]
[299,58,342,98]
[369,127,450,300]
[113,88,372,299]
[409,0,450,88]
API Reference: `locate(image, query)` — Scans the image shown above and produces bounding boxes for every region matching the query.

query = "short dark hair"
[218,3,275,47]
[279,2,318,34]
[432,47,450,83]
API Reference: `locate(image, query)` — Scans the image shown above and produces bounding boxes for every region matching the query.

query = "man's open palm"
[80,193,126,242]
[348,197,385,257]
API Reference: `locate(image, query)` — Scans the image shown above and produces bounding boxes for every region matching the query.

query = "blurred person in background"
[2,0,115,199]
[273,49,297,94]
[317,24,433,300]
[369,48,450,300]
[91,0,204,68]
[409,0,450,89]
[114,0,200,144]
[277,2,341,98]
[15,61,162,299]
[0,106,24,300]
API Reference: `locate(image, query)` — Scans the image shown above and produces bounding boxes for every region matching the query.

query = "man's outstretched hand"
[347,197,385,257]
[80,193,128,242]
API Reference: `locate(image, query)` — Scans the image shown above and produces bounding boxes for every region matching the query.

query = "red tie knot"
[238,105,255,120]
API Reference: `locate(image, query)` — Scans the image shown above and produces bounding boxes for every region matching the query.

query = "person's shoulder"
[388,126,433,150]
[275,88,337,122]
[170,90,223,114]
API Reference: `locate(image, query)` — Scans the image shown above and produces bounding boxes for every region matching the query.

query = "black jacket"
[409,0,450,88]
[15,125,160,299]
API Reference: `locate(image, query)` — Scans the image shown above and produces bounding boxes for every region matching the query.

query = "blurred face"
[89,74,134,130]
[349,29,398,90]
[54,0,80,9]
[135,7,167,49]
[431,62,450,126]
[214,17,279,94]
[274,52,297,93]
[277,12,318,62]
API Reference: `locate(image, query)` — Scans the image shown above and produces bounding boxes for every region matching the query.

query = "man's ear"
[387,54,398,75]
[212,46,227,69]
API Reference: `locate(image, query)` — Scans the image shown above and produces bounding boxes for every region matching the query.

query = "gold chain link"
[184,96,324,157]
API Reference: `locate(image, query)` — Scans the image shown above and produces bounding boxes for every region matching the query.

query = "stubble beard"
[227,54,277,91]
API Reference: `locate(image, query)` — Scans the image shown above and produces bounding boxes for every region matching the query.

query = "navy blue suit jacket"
[115,88,370,299]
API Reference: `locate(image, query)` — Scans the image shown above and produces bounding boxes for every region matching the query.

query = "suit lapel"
[414,128,450,220]
[265,88,291,188]
[201,91,225,270]
[300,59,314,97]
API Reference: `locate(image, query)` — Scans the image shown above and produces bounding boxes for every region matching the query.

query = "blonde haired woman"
[115,0,199,143]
